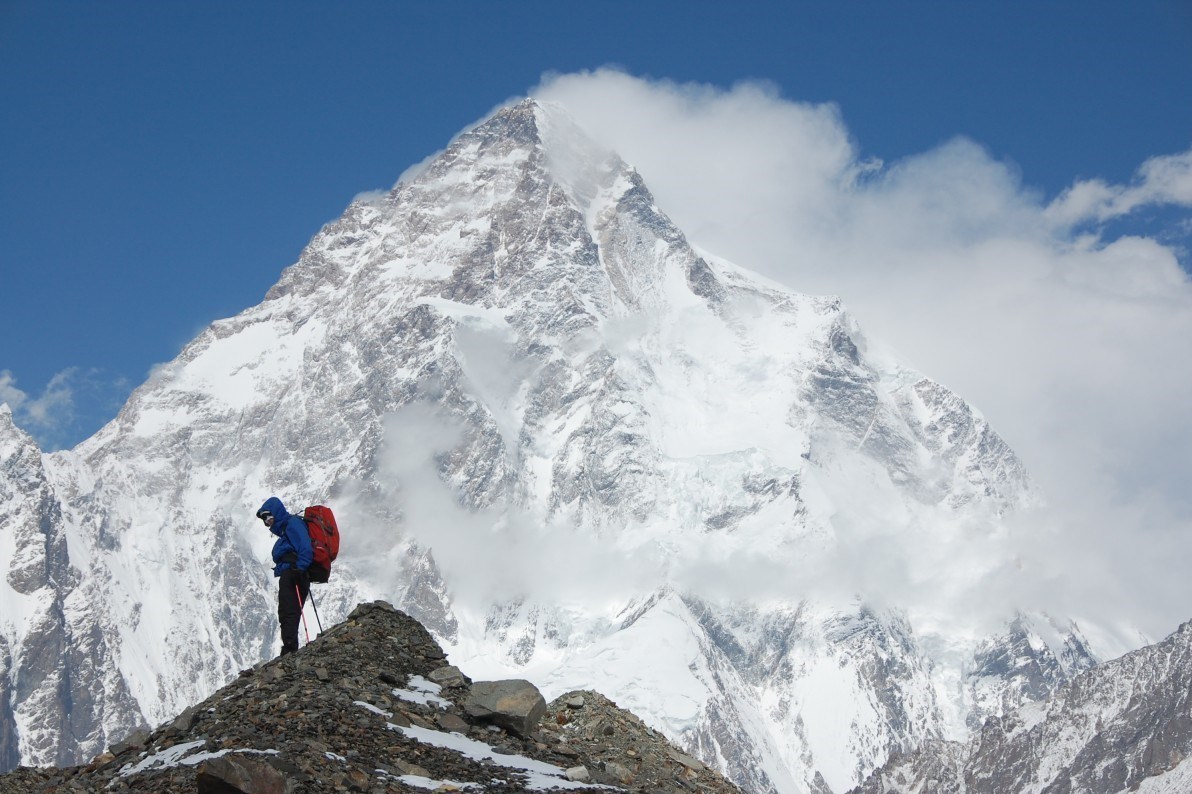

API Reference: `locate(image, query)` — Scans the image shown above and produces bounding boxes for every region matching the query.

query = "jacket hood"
[257,496,293,525]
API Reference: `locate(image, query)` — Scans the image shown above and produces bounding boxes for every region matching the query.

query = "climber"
[256,496,313,656]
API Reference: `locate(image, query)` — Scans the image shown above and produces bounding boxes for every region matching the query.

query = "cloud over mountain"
[535,70,1192,640]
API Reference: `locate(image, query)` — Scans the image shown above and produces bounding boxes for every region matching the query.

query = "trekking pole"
[308,587,324,633]
[296,584,310,644]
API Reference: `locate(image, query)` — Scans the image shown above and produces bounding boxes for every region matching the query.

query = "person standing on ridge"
[257,496,312,656]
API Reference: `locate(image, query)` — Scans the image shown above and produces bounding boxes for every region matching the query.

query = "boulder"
[171,706,199,732]
[196,753,296,794]
[109,729,150,756]
[427,665,467,689]
[463,679,547,737]
[603,761,635,784]
[437,713,469,733]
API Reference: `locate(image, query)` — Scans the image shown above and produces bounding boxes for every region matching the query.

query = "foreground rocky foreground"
[0,602,741,793]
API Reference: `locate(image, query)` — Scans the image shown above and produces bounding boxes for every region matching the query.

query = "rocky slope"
[852,618,1192,793]
[0,98,1107,792]
[0,601,741,793]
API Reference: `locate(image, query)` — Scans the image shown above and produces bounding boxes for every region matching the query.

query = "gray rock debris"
[0,602,745,794]
[540,688,741,793]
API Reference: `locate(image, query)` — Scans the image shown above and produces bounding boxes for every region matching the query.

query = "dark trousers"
[278,568,311,655]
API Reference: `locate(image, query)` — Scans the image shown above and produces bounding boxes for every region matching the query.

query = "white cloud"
[0,368,78,448]
[351,188,390,207]
[531,69,1192,641]
[332,72,1189,647]
[535,69,857,262]
[1047,148,1192,225]
[0,370,28,412]
[373,401,663,614]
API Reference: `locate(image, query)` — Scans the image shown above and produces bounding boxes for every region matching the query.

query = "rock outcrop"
[542,691,716,790]
[0,601,743,794]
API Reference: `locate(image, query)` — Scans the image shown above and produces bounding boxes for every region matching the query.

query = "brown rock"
[196,753,296,794]
[393,758,431,777]
[347,767,370,789]
[604,761,635,784]
[437,713,469,733]
[87,752,115,770]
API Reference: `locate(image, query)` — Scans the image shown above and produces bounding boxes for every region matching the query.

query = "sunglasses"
[258,511,273,524]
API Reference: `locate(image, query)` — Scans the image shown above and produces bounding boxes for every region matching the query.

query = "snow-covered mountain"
[853,617,1192,793]
[0,99,1113,791]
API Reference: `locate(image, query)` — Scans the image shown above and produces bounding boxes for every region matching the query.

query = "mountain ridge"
[0,600,744,793]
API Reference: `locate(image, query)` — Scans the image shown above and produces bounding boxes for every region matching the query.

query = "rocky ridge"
[0,601,742,794]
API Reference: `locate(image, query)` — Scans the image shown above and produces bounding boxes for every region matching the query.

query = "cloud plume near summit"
[525,70,1192,641]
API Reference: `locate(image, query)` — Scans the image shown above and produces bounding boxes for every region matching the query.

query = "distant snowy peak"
[0,404,65,597]
[854,618,1192,794]
[0,403,38,474]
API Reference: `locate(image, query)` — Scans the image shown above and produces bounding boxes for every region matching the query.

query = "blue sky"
[2,0,1191,451]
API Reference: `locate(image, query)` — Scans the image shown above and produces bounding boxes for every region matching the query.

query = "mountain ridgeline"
[0,98,1177,792]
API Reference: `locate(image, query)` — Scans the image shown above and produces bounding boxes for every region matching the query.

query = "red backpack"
[302,505,340,583]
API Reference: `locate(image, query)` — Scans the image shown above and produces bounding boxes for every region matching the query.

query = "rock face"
[0,98,1109,791]
[852,618,1192,794]
[0,601,744,794]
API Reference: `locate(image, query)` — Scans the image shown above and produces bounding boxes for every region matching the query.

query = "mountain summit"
[1,99,1096,792]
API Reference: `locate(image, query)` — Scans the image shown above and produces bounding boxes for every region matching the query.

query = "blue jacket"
[259,496,312,577]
